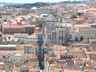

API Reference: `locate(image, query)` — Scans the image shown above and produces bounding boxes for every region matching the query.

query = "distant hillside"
[0,2,52,8]
[23,2,51,8]
[0,1,85,8]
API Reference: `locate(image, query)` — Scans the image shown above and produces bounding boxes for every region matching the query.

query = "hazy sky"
[0,0,80,3]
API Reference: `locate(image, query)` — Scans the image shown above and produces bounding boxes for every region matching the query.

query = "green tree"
[38,22,43,28]
[27,30,32,35]
[72,14,77,19]
[3,19,7,22]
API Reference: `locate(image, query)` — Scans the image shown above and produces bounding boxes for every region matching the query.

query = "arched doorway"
[75,37,78,42]
[80,36,83,41]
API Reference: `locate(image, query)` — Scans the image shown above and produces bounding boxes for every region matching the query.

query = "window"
[80,36,83,41]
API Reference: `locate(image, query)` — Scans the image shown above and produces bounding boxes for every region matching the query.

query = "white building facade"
[14,33,38,45]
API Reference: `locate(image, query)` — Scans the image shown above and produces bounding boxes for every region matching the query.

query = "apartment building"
[14,33,38,45]
[0,45,16,50]
[2,24,37,34]
[24,44,37,54]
